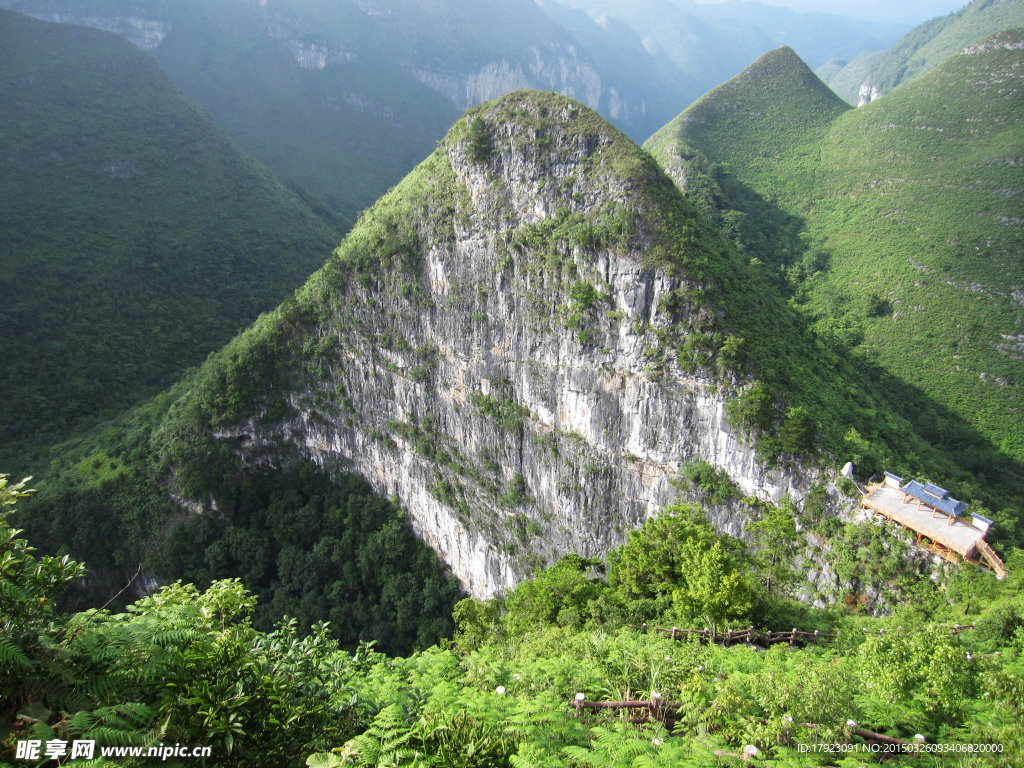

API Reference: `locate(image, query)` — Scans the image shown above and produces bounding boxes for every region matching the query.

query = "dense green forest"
[4,476,1023,767]
[0,10,341,472]
[9,371,460,654]
[646,36,1024,507]
[155,464,461,655]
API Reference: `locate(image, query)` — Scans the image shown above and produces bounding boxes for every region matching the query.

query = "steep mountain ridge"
[647,34,1024,494]
[648,46,851,191]
[0,10,339,468]
[150,91,803,596]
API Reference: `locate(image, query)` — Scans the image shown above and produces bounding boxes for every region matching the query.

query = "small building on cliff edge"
[860,472,1006,578]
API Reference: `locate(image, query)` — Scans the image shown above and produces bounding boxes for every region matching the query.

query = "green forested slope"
[646,34,1024,490]
[649,46,851,185]
[0,10,340,467]
[821,0,1024,103]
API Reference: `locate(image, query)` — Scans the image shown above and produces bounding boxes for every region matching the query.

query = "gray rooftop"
[922,482,949,500]
[902,480,966,517]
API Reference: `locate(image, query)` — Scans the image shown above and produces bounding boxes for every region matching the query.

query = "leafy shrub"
[677,460,738,504]
[466,117,495,164]
[608,503,755,628]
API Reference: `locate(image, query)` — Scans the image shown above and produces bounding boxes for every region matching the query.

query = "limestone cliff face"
[857,79,881,106]
[408,42,646,125]
[197,93,849,598]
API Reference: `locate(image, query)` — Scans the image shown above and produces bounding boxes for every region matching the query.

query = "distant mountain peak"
[644,45,848,188]
[694,45,850,118]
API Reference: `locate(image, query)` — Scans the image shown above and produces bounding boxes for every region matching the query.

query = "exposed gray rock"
[857,79,881,106]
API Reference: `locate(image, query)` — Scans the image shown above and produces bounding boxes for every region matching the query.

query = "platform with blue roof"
[860,474,1006,578]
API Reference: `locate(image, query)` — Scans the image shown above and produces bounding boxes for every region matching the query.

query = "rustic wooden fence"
[627,624,836,648]
[626,622,978,649]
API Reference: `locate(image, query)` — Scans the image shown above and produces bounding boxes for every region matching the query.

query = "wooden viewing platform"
[861,476,1006,578]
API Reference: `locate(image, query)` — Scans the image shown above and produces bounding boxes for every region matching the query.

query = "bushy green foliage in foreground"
[4,485,1024,767]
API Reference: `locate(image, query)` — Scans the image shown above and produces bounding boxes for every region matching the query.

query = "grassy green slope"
[646,34,1024,484]
[648,46,851,194]
[0,10,340,468]
[812,31,1024,462]
[833,0,1024,101]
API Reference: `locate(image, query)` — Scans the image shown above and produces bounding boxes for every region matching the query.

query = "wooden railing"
[625,623,977,647]
[974,539,1007,579]
[626,624,835,648]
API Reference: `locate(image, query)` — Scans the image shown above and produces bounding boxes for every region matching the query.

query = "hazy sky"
[692,0,966,24]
